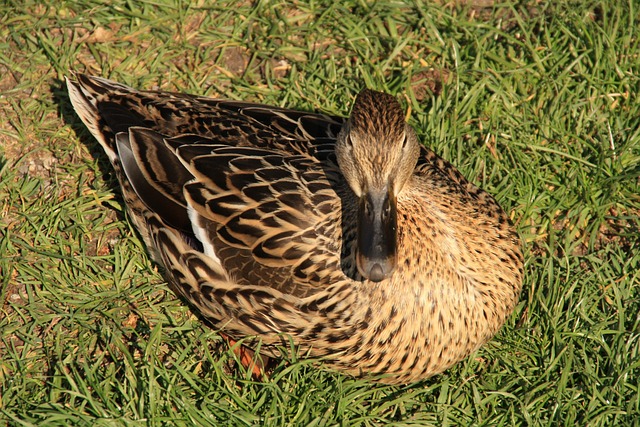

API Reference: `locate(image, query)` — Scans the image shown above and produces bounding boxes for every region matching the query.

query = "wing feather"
[68,73,355,297]
[160,135,349,295]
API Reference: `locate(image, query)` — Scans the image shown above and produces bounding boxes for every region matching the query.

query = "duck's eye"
[345,133,355,150]
[400,132,409,150]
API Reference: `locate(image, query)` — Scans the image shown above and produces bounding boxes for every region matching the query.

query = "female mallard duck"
[66,74,523,384]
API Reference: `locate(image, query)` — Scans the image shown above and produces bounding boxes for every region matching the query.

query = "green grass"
[1,0,639,425]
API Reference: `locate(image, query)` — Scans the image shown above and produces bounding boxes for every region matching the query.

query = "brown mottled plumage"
[66,74,523,384]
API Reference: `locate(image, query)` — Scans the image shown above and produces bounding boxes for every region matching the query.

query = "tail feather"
[66,75,119,162]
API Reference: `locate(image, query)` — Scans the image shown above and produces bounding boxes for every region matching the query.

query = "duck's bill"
[356,189,398,282]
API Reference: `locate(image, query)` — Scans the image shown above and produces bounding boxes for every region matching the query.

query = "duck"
[66,73,523,384]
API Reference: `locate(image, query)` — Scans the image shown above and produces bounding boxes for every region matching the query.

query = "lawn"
[1,0,639,425]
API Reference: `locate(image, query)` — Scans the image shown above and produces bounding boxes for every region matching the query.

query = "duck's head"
[336,89,420,282]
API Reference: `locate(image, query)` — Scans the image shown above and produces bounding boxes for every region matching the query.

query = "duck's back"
[68,74,344,160]
[67,74,357,296]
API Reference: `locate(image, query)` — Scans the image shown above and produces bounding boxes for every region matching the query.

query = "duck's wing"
[66,74,356,295]
[107,125,353,297]
[67,73,344,162]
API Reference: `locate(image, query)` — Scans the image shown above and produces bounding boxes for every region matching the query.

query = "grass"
[1,0,639,425]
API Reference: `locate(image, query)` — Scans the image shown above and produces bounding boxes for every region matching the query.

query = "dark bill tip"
[357,254,396,282]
